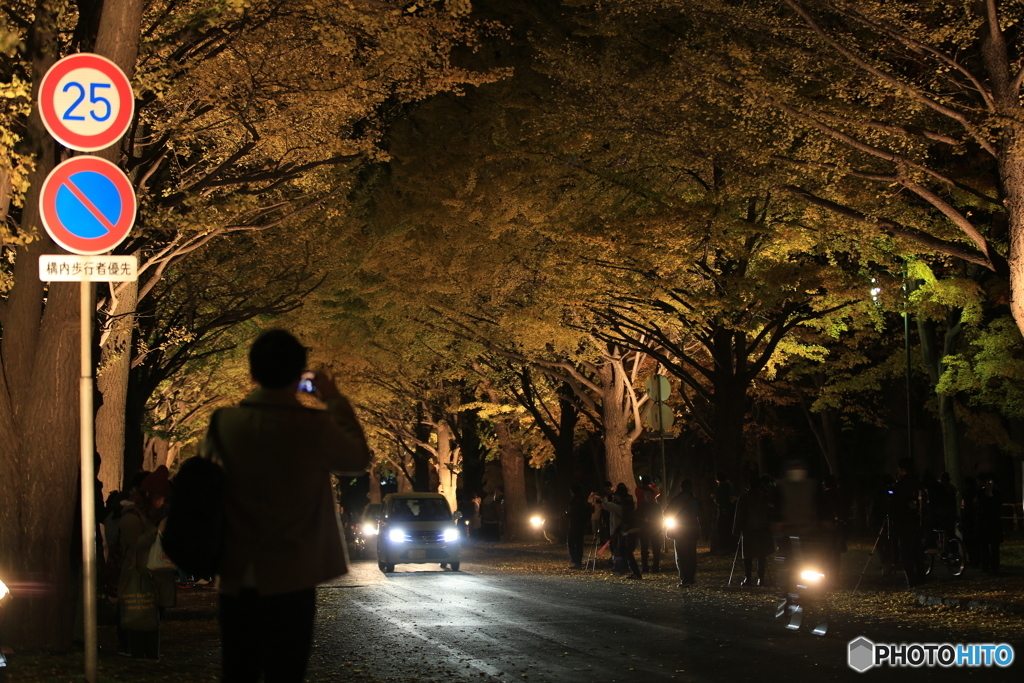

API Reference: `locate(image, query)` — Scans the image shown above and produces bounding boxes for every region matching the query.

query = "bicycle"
[923,525,966,578]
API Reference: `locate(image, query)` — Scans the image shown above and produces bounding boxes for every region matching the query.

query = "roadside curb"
[913,590,1024,616]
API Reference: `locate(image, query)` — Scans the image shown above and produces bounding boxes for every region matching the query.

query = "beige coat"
[204,388,370,596]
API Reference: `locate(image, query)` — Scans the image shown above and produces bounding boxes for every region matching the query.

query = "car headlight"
[443,527,460,543]
[530,515,544,528]
[388,528,406,543]
[0,578,9,602]
[800,569,824,582]
[362,523,379,536]
[664,517,677,530]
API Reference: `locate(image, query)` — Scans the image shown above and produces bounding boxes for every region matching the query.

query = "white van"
[376,493,462,573]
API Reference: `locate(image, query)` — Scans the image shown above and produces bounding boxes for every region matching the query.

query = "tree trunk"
[819,409,840,478]
[803,399,841,479]
[434,421,460,514]
[480,382,528,539]
[368,461,382,504]
[709,375,748,489]
[95,280,137,494]
[398,447,415,493]
[980,5,1024,340]
[494,420,528,539]
[917,314,964,492]
[123,374,147,478]
[413,404,432,492]
[0,0,145,649]
[90,0,143,489]
[598,362,638,489]
[0,0,77,650]
[551,383,579,509]
[0,166,11,227]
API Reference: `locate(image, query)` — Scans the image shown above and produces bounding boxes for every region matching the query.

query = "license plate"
[408,549,426,559]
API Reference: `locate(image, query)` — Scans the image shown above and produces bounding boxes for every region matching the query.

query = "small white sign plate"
[39,254,138,281]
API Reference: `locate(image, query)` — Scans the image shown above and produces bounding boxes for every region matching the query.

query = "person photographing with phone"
[204,328,370,683]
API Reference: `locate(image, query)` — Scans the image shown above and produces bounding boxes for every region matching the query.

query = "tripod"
[854,517,891,593]
[584,532,601,571]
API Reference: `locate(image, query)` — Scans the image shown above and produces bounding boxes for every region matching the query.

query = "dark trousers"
[620,533,641,576]
[674,534,697,584]
[896,526,925,588]
[639,530,661,572]
[220,587,317,683]
[119,624,159,659]
[743,557,766,581]
[567,531,585,566]
[977,538,1001,573]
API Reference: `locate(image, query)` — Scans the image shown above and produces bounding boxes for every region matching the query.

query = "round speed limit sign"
[38,53,134,152]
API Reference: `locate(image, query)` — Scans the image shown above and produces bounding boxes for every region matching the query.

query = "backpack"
[162,411,226,577]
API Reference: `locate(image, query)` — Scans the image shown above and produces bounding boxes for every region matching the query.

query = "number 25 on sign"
[38,53,134,152]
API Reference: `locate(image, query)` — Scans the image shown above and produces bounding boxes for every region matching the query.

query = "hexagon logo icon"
[848,637,875,672]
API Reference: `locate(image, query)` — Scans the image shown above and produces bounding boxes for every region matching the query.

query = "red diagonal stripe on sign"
[62,176,116,236]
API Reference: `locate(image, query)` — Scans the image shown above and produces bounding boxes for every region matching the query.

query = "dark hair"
[680,479,693,495]
[249,329,307,389]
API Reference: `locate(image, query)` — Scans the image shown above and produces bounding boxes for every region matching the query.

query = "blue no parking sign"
[39,155,136,255]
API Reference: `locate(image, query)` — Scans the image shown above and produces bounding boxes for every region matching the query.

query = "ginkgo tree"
[0,0,497,649]
[591,0,1024,338]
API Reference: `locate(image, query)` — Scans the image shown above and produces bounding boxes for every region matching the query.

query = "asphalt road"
[304,556,1019,683]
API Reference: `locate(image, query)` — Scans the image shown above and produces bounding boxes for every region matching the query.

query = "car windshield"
[389,498,451,522]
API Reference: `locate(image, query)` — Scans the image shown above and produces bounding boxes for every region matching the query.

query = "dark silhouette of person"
[666,479,701,587]
[975,474,1003,574]
[480,491,502,541]
[732,476,774,586]
[891,457,926,588]
[565,484,593,569]
[868,473,898,577]
[960,476,979,568]
[601,484,641,577]
[820,475,849,585]
[773,460,823,602]
[210,329,370,683]
[636,488,663,573]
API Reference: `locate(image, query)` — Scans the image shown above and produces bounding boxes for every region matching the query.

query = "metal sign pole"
[37,54,137,683]
[80,279,98,682]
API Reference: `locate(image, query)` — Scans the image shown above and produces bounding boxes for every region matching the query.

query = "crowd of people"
[559,458,1009,592]
[869,458,1006,586]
